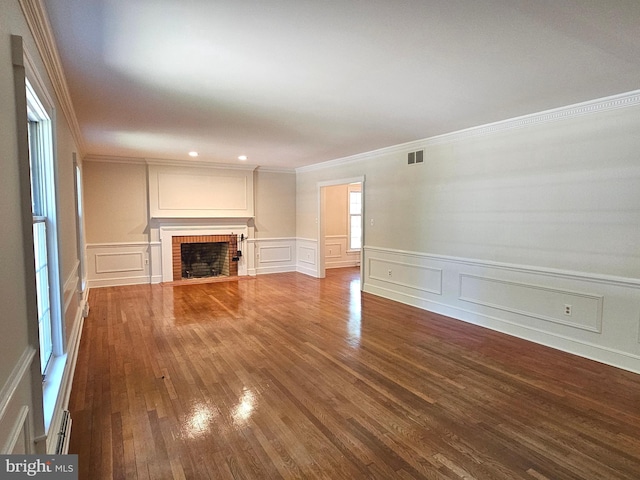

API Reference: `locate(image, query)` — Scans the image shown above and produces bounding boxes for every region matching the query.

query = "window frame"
[26,78,64,373]
[347,184,362,252]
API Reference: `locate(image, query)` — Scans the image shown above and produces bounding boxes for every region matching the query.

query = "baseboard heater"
[55,410,72,454]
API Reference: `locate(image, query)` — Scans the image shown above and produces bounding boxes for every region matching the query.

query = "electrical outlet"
[388,269,392,277]
[564,304,572,316]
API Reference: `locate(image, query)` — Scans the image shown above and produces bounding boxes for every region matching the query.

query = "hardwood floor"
[69,268,640,479]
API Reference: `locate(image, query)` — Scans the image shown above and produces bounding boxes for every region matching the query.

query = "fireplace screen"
[171,234,238,281]
[181,242,229,279]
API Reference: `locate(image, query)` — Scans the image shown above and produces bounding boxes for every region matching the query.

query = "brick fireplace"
[157,219,251,283]
[171,234,238,281]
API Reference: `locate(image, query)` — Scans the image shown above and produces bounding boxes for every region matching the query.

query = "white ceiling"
[44,0,640,169]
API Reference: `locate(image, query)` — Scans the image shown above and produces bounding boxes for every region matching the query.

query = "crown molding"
[297,89,640,173]
[255,166,296,174]
[19,0,85,155]
[145,157,258,171]
[84,154,263,171]
[83,155,148,165]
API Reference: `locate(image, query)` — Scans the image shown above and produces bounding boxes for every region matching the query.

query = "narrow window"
[26,79,61,377]
[74,157,86,292]
[348,185,362,250]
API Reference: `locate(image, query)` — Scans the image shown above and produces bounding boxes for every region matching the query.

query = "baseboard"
[297,264,320,278]
[326,260,360,269]
[254,265,297,275]
[88,275,150,288]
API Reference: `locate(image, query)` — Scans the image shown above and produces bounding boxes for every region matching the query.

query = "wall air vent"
[407,149,424,165]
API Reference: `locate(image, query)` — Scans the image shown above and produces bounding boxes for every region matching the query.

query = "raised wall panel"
[324,235,360,269]
[4,406,30,454]
[368,257,442,295]
[95,252,144,274]
[459,274,603,332]
[148,164,255,218]
[0,347,36,454]
[87,243,150,287]
[157,173,247,210]
[260,245,292,263]
[326,242,343,259]
[299,247,316,266]
[296,239,319,277]
[251,238,297,275]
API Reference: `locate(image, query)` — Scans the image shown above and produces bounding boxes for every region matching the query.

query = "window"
[73,157,86,293]
[348,185,362,250]
[26,79,61,378]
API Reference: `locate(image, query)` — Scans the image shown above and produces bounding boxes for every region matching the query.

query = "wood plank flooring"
[68,268,640,479]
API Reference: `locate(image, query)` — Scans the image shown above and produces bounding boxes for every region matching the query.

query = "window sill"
[42,353,67,433]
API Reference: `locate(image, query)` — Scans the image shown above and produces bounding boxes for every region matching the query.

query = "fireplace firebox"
[171,234,238,281]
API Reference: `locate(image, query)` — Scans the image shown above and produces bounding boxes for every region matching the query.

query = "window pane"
[350,215,362,249]
[349,191,361,215]
[33,220,52,374]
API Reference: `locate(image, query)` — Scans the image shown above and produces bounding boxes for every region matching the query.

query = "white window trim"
[347,183,362,252]
[26,76,65,434]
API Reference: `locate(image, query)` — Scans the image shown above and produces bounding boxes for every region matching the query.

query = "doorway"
[317,176,365,283]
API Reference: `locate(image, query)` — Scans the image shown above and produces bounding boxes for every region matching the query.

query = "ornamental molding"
[298,89,640,173]
[19,0,85,155]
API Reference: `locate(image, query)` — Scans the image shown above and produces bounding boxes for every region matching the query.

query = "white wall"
[296,93,640,373]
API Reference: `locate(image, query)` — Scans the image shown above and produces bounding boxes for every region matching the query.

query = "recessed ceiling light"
[188,151,199,157]
[238,155,247,161]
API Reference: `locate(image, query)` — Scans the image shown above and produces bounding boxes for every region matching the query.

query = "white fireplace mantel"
[153,217,254,282]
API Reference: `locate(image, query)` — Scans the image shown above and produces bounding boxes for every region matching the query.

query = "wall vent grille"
[55,410,72,454]
[408,149,424,165]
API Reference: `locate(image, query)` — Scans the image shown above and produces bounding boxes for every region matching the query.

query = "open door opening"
[318,177,364,288]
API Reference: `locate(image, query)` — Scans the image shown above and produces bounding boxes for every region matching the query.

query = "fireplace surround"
[157,218,251,283]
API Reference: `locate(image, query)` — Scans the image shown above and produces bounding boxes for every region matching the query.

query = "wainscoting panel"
[260,245,292,263]
[149,241,162,284]
[87,243,150,287]
[459,274,603,333]
[325,235,360,269]
[4,406,30,454]
[368,257,442,295]
[325,239,343,259]
[296,238,318,277]
[0,347,36,454]
[95,252,143,274]
[363,246,640,373]
[251,238,297,275]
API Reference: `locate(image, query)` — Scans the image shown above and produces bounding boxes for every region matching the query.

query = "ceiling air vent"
[407,149,424,165]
